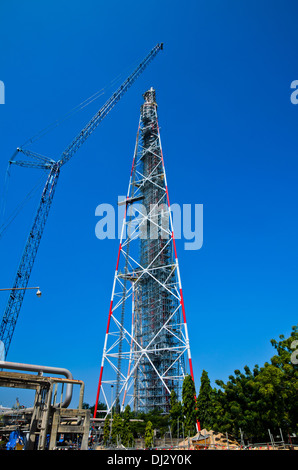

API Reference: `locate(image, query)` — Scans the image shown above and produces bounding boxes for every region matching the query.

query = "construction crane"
[0,43,163,360]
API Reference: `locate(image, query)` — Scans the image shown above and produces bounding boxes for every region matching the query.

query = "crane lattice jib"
[0,43,163,359]
[0,165,60,355]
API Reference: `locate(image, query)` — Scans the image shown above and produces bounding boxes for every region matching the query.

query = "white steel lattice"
[94,88,194,416]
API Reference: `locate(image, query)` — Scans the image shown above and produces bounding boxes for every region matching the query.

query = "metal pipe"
[0,360,73,408]
[0,287,40,291]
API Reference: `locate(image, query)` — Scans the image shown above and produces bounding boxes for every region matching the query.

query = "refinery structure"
[94,87,194,416]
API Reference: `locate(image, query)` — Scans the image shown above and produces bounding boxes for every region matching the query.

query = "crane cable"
[20,89,106,148]
[0,170,46,239]
[0,52,144,237]
[20,53,143,149]
[0,161,11,226]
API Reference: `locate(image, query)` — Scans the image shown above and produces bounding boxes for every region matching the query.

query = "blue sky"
[0,0,297,408]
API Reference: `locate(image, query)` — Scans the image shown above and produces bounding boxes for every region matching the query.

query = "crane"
[0,43,163,359]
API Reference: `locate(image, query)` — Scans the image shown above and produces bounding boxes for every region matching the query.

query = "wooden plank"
[57,425,85,433]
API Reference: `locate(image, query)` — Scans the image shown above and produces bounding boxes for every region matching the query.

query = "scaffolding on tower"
[94,88,194,417]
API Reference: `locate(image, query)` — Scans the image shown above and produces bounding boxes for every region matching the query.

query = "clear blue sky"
[0,0,297,408]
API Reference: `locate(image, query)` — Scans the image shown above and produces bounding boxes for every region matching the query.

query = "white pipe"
[0,360,73,408]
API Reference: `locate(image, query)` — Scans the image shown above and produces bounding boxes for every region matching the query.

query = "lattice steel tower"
[94,88,194,417]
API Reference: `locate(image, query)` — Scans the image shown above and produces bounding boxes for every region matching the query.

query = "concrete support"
[0,365,91,450]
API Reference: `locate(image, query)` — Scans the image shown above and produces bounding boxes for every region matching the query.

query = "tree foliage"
[122,405,135,447]
[103,415,111,445]
[111,413,123,445]
[169,390,183,437]
[196,369,213,430]
[144,420,154,448]
[209,325,298,440]
[182,374,197,436]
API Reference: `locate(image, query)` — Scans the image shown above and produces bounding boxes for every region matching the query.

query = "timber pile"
[178,429,240,450]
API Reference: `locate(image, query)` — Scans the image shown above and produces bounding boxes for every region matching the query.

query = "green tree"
[212,325,298,441]
[129,413,146,438]
[196,370,213,430]
[122,405,135,447]
[90,401,107,418]
[182,374,197,437]
[144,420,154,448]
[145,408,169,437]
[254,325,298,435]
[169,390,182,437]
[111,413,123,445]
[103,415,112,445]
[214,365,262,438]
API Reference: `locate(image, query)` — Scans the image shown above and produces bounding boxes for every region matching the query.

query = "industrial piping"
[0,360,73,408]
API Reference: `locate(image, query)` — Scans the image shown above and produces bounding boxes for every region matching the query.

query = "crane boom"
[0,43,163,359]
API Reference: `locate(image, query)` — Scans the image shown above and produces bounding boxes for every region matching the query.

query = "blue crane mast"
[0,43,163,359]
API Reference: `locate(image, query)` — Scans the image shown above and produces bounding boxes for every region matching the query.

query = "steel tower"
[94,88,194,416]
